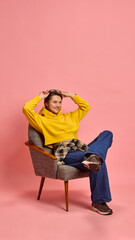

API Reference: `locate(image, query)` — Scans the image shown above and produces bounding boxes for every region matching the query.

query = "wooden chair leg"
[64,181,69,211]
[37,177,45,200]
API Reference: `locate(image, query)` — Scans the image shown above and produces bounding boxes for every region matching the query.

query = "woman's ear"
[45,102,48,108]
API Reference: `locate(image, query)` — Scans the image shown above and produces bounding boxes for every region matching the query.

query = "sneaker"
[90,202,113,215]
[82,154,102,171]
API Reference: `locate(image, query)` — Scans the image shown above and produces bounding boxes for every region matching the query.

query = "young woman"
[23,89,113,215]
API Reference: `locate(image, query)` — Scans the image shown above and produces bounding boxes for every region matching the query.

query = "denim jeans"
[64,130,113,203]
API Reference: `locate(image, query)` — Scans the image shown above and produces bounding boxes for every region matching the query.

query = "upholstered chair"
[25,124,89,211]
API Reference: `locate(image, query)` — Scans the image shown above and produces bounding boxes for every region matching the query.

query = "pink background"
[0,0,135,239]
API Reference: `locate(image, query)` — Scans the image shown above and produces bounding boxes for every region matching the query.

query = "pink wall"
[0,0,135,193]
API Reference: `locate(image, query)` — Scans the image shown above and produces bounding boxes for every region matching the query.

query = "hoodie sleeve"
[69,94,91,121]
[23,96,43,133]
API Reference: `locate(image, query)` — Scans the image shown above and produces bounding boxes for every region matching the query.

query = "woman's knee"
[102,130,113,141]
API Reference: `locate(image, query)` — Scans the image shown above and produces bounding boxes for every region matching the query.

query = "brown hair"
[44,89,63,107]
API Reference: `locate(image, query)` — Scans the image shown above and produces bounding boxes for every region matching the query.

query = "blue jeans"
[64,130,113,203]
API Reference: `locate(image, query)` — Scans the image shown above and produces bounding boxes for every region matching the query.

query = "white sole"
[82,161,101,171]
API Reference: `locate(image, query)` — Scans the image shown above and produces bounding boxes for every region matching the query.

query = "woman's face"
[45,95,62,114]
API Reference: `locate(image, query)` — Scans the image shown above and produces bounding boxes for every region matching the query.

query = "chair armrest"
[25,141,58,178]
[25,141,57,160]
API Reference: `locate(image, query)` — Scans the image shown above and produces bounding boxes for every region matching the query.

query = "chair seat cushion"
[57,165,89,181]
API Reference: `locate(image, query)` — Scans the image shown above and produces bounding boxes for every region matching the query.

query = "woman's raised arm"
[61,91,75,98]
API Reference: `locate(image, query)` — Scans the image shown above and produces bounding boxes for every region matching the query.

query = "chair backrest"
[28,124,54,155]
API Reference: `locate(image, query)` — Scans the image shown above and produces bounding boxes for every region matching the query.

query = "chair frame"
[25,141,69,211]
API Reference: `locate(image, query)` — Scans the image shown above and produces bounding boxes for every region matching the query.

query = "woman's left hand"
[61,91,75,98]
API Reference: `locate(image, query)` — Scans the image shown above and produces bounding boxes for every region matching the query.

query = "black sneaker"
[90,202,113,215]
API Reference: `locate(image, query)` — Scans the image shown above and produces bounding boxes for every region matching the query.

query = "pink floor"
[1,171,135,240]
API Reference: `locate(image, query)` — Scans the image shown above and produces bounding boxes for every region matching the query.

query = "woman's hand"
[39,91,49,100]
[61,91,75,98]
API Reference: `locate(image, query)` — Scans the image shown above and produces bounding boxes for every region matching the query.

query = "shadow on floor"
[20,189,90,211]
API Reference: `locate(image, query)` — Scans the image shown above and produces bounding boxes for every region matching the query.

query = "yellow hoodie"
[23,95,90,146]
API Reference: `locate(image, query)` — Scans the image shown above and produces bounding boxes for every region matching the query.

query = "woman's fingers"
[39,90,49,99]
[61,91,75,98]
[61,91,69,97]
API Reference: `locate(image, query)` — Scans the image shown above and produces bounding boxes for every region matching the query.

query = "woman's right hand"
[39,91,49,100]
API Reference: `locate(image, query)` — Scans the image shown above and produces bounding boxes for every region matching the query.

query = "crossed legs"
[64,130,113,214]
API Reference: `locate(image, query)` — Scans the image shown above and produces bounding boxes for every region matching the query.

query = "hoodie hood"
[39,106,62,118]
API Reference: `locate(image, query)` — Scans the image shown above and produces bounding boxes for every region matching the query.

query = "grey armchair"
[25,124,89,211]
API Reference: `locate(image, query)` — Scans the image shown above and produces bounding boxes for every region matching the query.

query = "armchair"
[25,124,89,211]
